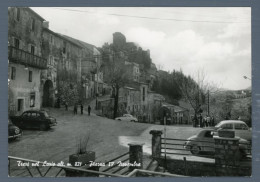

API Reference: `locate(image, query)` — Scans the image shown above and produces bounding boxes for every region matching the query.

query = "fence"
[150,129,252,176]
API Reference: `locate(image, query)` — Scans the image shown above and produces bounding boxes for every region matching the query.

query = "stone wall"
[157,157,251,176]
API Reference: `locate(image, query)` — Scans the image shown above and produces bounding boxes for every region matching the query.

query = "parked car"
[184,128,250,157]
[10,110,57,130]
[115,114,138,122]
[8,120,22,140]
[214,120,252,142]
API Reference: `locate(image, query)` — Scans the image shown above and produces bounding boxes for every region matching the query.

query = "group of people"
[192,114,215,128]
[64,101,92,116]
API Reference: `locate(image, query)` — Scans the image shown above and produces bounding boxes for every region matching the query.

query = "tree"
[179,69,220,116]
[104,52,131,119]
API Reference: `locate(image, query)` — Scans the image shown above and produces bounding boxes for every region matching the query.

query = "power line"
[49,8,249,24]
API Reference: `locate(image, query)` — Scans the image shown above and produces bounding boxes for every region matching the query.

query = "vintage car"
[8,120,22,140]
[184,128,250,157]
[115,114,138,122]
[214,120,252,142]
[10,110,57,131]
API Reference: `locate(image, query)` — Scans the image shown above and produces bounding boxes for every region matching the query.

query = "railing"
[161,137,215,158]
[98,151,130,175]
[160,137,252,158]
[8,46,47,69]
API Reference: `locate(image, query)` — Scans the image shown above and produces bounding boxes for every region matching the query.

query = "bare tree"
[180,69,221,116]
[104,52,131,119]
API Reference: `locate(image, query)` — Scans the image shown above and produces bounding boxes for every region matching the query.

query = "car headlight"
[15,128,20,134]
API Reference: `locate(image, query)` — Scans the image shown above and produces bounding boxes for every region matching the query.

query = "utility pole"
[207,89,209,116]
[95,55,99,110]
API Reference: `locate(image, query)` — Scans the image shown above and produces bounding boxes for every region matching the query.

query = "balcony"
[8,46,47,69]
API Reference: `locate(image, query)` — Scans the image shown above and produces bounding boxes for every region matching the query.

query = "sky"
[31,7,251,90]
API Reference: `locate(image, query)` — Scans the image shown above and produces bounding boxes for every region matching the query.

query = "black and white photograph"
[7,7,252,177]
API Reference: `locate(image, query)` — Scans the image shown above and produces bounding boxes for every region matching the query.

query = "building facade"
[42,26,83,107]
[8,7,47,116]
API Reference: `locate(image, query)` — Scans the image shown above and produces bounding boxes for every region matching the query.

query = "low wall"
[157,157,251,176]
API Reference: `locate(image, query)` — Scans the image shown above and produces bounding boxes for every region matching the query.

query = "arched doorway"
[42,80,54,107]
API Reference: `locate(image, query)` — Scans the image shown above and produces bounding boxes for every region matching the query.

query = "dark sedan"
[8,120,22,140]
[10,110,57,130]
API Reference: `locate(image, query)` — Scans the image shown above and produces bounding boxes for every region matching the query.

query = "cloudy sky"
[31,7,251,90]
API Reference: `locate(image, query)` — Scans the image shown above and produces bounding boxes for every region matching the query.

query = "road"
[8,107,212,176]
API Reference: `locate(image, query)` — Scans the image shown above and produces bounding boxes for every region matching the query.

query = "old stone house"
[8,7,47,116]
[41,26,83,107]
[59,35,103,100]
[147,92,165,123]
[161,103,190,125]
[125,61,140,82]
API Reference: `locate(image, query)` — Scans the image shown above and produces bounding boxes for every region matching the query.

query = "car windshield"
[215,122,223,128]
[43,111,49,117]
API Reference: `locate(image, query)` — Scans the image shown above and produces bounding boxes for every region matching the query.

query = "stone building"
[147,92,165,123]
[125,61,140,82]
[59,35,103,99]
[117,82,149,121]
[41,26,83,107]
[161,103,190,125]
[8,7,47,116]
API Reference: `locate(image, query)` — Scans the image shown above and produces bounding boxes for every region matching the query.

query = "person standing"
[65,102,68,111]
[199,114,203,128]
[74,104,78,115]
[80,104,83,115]
[211,116,215,126]
[206,115,211,127]
[88,105,91,116]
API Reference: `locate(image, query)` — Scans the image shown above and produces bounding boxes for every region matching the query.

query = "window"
[22,112,29,117]
[14,38,20,48]
[63,41,66,54]
[31,112,37,117]
[17,99,24,112]
[31,18,35,32]
[30,45,35,55]
[143,87,145,101]
[50,35,54,45]
[11,67,16,80]
[30,92,35,107]
[222,124,233,129]
[235,123,248,130]
[15,8,20,21]
[29,71,32,82]
[49,55,54,65]
[204,131,213,138]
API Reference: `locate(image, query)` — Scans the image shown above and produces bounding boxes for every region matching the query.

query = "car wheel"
[117,119,121,121]
[190,145,201,155]
[131,120,135,122]
[39,124,47,131]
[239,149,247,159]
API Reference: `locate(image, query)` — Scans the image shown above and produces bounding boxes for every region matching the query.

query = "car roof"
[218,120,246,125]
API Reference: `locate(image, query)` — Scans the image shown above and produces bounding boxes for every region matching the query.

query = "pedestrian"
[199,114,203,128]
[206,115,211,127]
[88,105,91,116]
[203,116,207,127]
[74,104,78,115]
[211,116,215,126]
[80,104,83,115]
[65,102,68,111]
